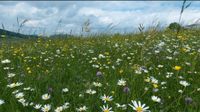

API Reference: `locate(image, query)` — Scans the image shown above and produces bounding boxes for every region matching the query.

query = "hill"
[0,29,38,38]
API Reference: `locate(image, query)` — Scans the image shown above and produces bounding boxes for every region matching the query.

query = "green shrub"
[168,22,182,31]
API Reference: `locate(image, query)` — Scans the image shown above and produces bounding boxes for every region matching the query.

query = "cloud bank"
[0,1,200,35]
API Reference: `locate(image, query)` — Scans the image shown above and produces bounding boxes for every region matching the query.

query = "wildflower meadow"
[0,27,200,112]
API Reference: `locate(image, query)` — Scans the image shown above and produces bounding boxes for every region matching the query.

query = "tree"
[168,22,182,31]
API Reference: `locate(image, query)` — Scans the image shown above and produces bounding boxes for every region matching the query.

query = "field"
[0,28,200,112]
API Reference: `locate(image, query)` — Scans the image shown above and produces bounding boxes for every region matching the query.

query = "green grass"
[0,28,200,112]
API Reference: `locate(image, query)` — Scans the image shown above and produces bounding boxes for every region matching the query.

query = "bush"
[168,22,182,31]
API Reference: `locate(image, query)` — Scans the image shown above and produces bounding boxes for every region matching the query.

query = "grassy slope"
[0,29,200,112]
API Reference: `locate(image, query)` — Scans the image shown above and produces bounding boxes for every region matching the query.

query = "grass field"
[0,28,200,112]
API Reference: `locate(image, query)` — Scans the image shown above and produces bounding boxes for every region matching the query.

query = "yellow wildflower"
[174,66,181,71]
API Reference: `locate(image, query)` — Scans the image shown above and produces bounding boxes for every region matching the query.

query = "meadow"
[0,28,200,112]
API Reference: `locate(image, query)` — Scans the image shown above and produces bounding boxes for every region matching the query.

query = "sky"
[0,1,200,35]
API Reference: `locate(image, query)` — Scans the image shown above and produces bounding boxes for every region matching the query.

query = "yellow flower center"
[153,83,158,88]
[136,107,143,112]
[119,69,123,74]
[105,97,110,101]
[44,108,49,112]
[104,109,109,112]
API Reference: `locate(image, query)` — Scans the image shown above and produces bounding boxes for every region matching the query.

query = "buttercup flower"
[174,66,181,71]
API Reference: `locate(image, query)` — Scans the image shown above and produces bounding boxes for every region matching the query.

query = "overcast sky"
[0,1,200,35]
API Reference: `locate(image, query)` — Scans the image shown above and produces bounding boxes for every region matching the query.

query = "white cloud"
[0,2,40,17]
[99,17,113,25]
[26,20,40,27]
[0,1,200,35]
[78,7,104,17]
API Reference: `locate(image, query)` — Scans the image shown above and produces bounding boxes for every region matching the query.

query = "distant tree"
[168,22,182,31]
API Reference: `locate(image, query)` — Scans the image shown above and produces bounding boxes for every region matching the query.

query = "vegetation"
[0,0,199,111]
[0,28,200,112]
[168,22,182,31]
[0,29,38,39]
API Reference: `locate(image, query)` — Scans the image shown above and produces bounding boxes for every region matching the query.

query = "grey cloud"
[0,1,200,35]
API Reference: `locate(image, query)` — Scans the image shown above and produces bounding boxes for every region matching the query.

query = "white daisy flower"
[117,79,126,86]
[55,106,63,112]
[15,92,24,99]
[1,59,11,64]
[0,99,5,105]
[100,105,113,112]
[129,100,150,112]
[7,82,23,88]
[86,89,96,95]
[179,80,190,87]
[76,105,87,112]
[41,104,51,112]
[62,88,69,93]
[100,94,113,103]
[8,73,16,78]
[151,95,161,103]
[42,94,51,100]
[93,82,102,87]
[34,104,42,109]
[115,103,127,110]
[62,102,70,109]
